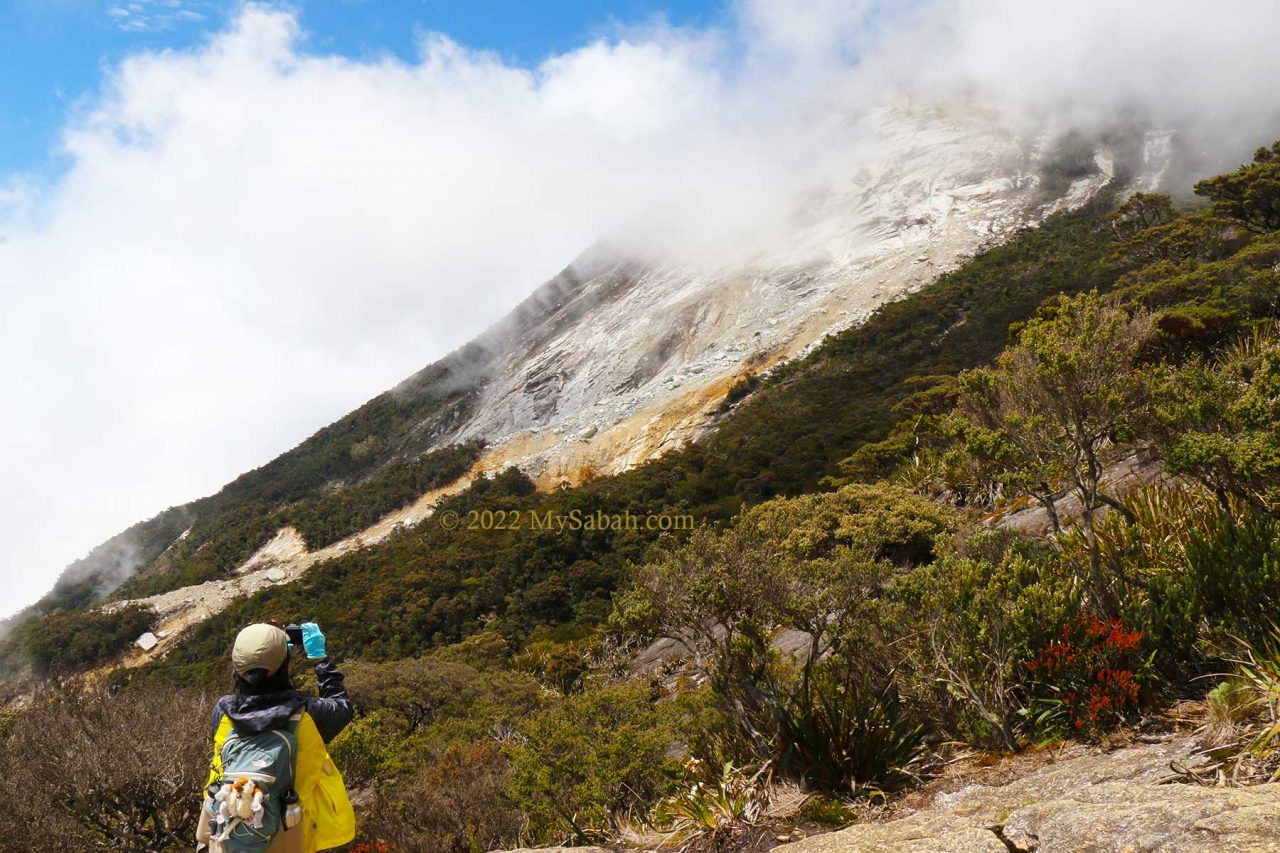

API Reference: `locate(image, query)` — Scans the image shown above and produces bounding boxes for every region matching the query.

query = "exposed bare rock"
[992,451,1166,535]
[1001,782,1280,852]
[775,738,1280,853]
[936,737,1202,824]
[102,464,485,663]
[772,813,1007,853]
[450,107,1170,490]
[235,527,307,574]
[492,848,613,853]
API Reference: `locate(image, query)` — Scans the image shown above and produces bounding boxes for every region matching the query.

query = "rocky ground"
[496,722,1280,853]
[776,734,1278,853]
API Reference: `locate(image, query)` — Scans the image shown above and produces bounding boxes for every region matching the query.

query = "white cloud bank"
[3,0,1280,615]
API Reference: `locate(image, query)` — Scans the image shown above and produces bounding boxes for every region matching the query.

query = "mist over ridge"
[4,0,1280,616]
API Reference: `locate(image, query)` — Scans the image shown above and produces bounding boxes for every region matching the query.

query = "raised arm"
[300,623,354,743]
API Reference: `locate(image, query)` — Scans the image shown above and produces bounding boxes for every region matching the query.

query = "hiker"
[196,622,356,853]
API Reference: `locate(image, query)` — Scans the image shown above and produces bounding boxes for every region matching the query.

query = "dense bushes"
[14,603,153,677]
[116,441,483,599]
[901,529,1078,749]
[358,740,523,853]
[616,483,950,792]
[143,466,664,684]
[1146,325,1280,512]
[340,655,718,850]
[330,652,543,786]
[282,440,483,549]
[1183,514,1280,647]
[0,683,209,850]
[505,682,716,843]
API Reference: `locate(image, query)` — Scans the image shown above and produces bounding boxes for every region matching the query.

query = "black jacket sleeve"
[210,695,233,738]
[305,660,354,743]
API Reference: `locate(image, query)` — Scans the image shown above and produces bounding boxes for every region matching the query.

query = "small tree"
[1195,141,1280,234]
[953,291,1154,614]
[1147,323,1280,514]
[1104,192,1177,241]
[614,483,953,748]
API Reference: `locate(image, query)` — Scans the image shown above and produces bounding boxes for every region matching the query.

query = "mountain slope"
[7,104,1171,677]
[124,189,1135,683]
[7,123,1280,853]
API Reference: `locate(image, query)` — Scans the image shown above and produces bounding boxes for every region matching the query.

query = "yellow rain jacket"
[204,710,355,853]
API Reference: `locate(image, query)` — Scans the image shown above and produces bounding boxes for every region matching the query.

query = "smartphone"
[284,624,304,648]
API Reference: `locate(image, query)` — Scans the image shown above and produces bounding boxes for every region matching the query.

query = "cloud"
[3,1,1280,616]
[106,0,208,33]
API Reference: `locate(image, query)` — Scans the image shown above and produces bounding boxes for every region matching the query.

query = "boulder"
[776,737,1280,853]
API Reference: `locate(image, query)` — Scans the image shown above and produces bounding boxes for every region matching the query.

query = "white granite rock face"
[444,105,1168,486]
[776,737,1280,853]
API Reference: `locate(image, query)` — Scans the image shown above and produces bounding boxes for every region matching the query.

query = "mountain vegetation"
[4,143,1280,850]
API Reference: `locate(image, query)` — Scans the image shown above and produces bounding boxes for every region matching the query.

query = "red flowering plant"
[1020,615,1153,738]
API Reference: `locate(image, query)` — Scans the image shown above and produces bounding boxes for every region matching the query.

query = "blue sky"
[0,0,725,178]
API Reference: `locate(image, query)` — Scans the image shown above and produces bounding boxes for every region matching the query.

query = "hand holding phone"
[300,622,327,660]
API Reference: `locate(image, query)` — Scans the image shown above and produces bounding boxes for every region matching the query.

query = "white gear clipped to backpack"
[206,710,304,851]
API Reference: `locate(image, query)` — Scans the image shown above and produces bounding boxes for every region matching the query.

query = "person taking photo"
[196,622,355,853]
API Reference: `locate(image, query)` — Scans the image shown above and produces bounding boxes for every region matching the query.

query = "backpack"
[206,711,301,852]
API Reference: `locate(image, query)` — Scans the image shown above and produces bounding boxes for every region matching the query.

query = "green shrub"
[1121,495,1280,660]
[1184,512,1280,648]
[327,709,406,785]
[899,529,1077,749]
[774,657,925,795]
[504,682,712,843]
[1146,324,1280,512]
[340,654,543,768]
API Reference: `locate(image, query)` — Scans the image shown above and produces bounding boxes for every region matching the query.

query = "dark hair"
[233,659,293,698]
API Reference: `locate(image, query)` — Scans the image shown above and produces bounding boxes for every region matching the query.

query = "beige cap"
[232,623,288,676]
